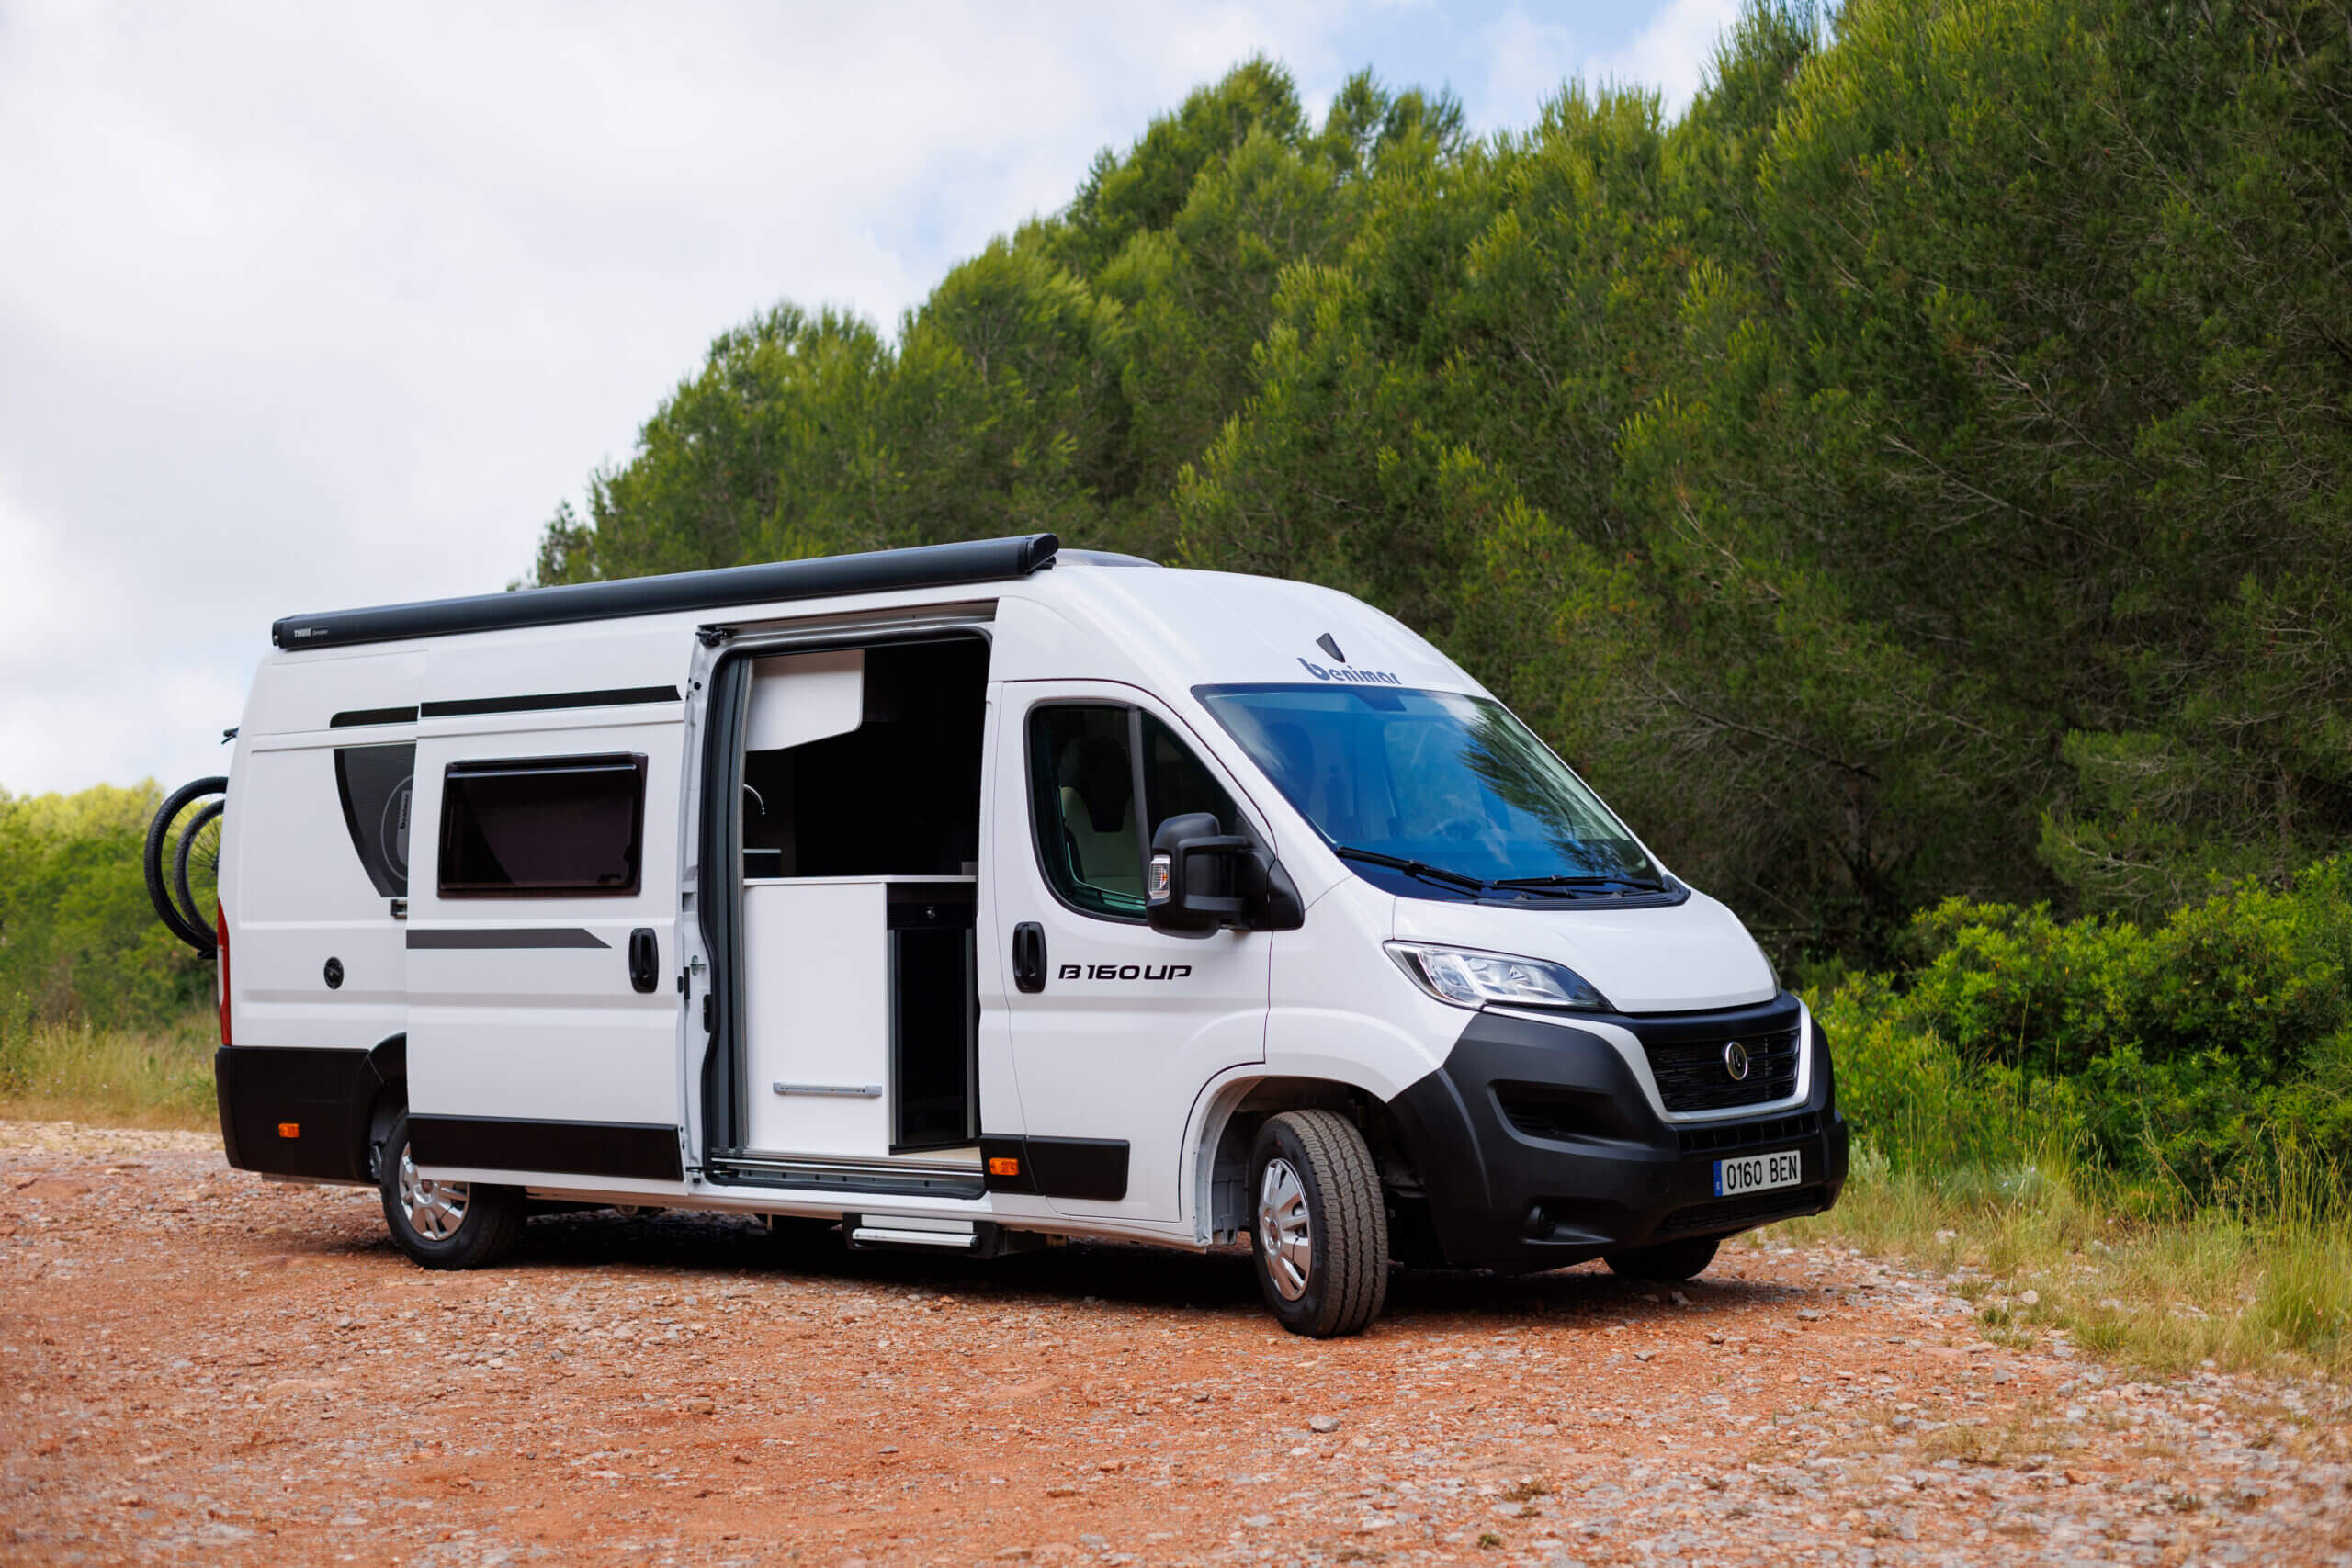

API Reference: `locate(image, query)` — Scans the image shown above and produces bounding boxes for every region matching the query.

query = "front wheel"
[378,1112,526,1269]
[1604,1235,1718,1281]
[1249,1110,1388,1337]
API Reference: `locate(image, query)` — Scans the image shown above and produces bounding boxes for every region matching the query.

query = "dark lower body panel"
[410,1115,682,1182]
[215,1044,393,1183]
[1386,1005,1847,1269]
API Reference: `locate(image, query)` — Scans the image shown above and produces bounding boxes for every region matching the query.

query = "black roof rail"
[273,533,1060,651]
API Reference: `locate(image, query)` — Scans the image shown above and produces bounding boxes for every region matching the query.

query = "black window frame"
[436,752,650,898]
[1023,700,1247,926]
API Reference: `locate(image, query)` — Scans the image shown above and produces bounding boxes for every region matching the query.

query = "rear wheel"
[1249,1110,1388,1337]
[378,1112,525,1269]
[1603,1235,1718,1281]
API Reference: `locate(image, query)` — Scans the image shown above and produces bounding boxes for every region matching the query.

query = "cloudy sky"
[0,0,1740,799]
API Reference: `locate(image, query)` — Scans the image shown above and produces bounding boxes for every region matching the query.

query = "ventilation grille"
[1644,1025,1800,1112]
[1676,1110,1821,1156]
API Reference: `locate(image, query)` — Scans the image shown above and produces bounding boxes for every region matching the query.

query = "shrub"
[1817,858,2352,1205]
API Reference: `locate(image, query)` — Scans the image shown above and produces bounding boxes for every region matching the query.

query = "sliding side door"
[405,697,687,1187]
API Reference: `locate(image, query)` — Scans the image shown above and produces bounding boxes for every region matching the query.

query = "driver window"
[1028,705,1238,922]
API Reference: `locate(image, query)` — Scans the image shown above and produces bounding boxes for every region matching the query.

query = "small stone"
[1308,1415,1341,1434]
[1670,1291,1690,1306]
[2064,1469,2089,1485]
[2018,1289,2041,1307]
[1242,1514,1273,1529]
[877,1444,899,1454]
[1634,1350,1655,1362]
[1797,1309,1822,1322]
[1046,1484,1078,1497]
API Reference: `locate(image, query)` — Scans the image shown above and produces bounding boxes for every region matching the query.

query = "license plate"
[1713,1149,1802,1198]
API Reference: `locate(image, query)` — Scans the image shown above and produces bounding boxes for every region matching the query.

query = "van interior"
[707,634,989,1190]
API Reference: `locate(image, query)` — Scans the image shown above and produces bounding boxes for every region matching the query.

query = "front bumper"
[1385,997,1847,1268]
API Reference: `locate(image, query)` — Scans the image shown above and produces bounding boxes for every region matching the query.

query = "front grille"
[1677,1110,1821,1156]
[1643,1025,1800,1112]
[1654,1184,1827,1240]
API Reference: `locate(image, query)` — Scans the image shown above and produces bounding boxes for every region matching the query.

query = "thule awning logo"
[1298,658,1401,685]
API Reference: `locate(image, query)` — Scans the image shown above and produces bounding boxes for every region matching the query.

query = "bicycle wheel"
[172,798,225,944]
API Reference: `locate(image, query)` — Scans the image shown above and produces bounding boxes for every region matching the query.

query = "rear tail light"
[216,905,232,1046]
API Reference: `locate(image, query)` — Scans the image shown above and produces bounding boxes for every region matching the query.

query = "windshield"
[1196,684,1662,896]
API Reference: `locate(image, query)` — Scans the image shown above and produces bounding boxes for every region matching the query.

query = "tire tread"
[1267,1108,1388,1337]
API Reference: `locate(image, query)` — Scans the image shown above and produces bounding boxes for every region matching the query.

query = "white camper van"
[153,535,1844,1337]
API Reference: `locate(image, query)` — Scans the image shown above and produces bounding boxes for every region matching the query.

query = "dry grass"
[0,1010,217,1130]
[1763,1140,2352,1378]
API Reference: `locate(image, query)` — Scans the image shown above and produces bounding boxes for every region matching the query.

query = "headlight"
[1385,942,1610,1012]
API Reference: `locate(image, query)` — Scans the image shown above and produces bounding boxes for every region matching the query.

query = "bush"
[1817,858,2352,1207]
[0,781,209,1030]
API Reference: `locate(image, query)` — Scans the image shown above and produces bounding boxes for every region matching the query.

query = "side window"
[437,753,647,897]
[1028,705,1240,922]
[1142,713,1238,835]
[334,743,414,897]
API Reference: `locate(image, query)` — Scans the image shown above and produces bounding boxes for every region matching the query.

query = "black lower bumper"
[215,1043,400,1183]
[1385,999,1847,1268]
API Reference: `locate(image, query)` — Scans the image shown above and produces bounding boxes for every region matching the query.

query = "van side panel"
[231,744,409,1050]
[218,714,415,1181]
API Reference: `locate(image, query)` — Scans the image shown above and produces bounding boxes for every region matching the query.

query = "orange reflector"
[277,1122,300,1139]
[987,1156,1021,1177]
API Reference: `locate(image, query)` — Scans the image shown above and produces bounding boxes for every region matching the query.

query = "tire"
[171,798,225,942]
[1249,1109,1388,1337]
[378,1112,526,1269]
[1604,1235,1719,1281]
[143,775,226,954]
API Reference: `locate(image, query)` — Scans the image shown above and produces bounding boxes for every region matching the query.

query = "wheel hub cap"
[398,1147,469,1242]
[1258,1156,1312,1301]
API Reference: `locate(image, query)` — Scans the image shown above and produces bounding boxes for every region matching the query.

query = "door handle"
[1012,922,1046,993]
[628,928,659,993]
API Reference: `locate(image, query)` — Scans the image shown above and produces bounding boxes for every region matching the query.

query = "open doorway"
[708,633,989,1185]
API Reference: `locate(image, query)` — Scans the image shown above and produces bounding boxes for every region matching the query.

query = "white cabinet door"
[989,682,1271,1222]
[741,879,891,1158]
[405,712,685,1184]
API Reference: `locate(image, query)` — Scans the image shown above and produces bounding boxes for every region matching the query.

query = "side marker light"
[277,1122,300,1139]
[988,1156,1021,1178]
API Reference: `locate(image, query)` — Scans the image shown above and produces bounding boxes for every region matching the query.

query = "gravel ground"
[3,1119,2346,1567]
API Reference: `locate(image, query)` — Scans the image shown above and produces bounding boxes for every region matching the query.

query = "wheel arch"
[1185,1072,1426,1246]
[357,1033,407,1184]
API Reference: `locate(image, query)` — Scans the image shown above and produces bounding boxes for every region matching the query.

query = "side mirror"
[1147,813,1250,936]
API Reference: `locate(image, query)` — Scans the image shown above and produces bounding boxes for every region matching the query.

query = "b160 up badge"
[1058,964,1193,981]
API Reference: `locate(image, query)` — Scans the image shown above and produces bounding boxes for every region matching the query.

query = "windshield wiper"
[1493,873,1667,893]
[1331,846,1490,895]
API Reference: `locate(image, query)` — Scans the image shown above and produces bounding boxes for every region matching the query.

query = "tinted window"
[438,754,647,897]
[335,743,414,897]
[1028,705,1239,921]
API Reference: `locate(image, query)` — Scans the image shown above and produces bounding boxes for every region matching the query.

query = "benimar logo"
[1297,658,1403,685]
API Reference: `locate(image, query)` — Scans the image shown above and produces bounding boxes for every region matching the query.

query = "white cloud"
[1599,0,1743,118]
[1475,6,1584,132]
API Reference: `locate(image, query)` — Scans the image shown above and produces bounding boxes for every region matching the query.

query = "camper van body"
[209,536,1844,1333]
